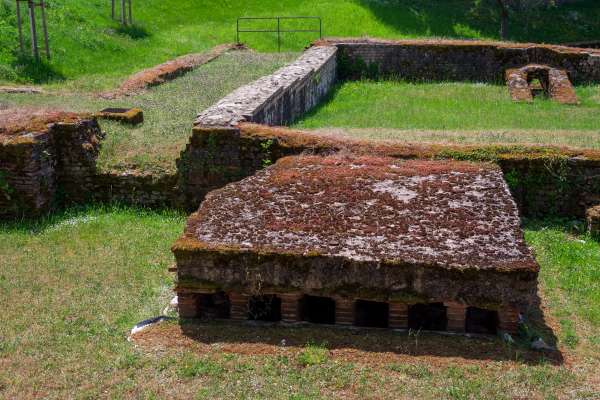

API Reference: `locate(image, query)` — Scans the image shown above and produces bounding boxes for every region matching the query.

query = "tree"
[497,0,510,40]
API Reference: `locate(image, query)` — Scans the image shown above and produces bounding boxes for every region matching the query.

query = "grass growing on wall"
[294,80,600,146]
[0,207,599,398]
[0,51,296,173]
[1,0,600,86]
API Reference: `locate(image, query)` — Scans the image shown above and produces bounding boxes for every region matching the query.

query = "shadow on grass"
[11,55,65,84]
[178,314,563,366]
[116,24,151,40]
[0,202,183,234]
[357,0,600,43]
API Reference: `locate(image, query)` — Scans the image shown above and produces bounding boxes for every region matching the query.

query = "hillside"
[1,0,600,87]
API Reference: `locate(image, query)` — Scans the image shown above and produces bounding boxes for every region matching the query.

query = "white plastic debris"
[162,295,178,315]
[129,316,173,338]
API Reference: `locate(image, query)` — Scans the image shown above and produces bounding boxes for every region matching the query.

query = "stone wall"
[177,124,600,217]
[325,38,600,84]
[92,170,178,208]
[195,45,338,127]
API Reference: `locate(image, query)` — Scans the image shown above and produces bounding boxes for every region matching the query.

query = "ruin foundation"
[173,155,539,334]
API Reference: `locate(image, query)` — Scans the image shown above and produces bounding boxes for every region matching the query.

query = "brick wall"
[331,39,600,84]
[0,119,101,219]
[0,133,56,218]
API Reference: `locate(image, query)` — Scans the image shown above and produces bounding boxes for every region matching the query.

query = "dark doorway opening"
[198,292,230,319]
[354,300,389,328]
[408,303,448,331]
[248,295,281,322]
[301,295,336,324]
[466,307,499,335]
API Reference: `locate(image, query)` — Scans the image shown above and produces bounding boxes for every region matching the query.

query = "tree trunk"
[497,0,509,40]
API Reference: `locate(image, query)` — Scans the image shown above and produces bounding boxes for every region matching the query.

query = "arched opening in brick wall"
[300,295,336,324]
[354,300,389,328]
[526,69,550,98]
[197,291,230,319]
[248,295,281,322]
[465,307,499,334]
[408,303,448,331]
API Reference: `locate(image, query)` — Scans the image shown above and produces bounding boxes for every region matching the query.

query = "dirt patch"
[99,43,243,99]
[132,321,561,367]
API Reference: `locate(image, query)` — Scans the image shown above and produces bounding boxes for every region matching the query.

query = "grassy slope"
[294,81,600,145]
[0,51,295,173]
[0,208,599,398]
[1,0,600,87]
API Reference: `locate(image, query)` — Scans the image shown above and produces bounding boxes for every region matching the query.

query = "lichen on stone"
[182,154,538,273]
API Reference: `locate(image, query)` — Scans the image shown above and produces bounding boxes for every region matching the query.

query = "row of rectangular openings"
[407,303,499,334]
[195,294,498,334]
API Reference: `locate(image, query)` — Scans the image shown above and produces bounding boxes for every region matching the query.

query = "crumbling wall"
[177,124,600,217]
[327,38,600,84]
[0,118,101,219]
[92,170,178,208]
[0,133,56,218]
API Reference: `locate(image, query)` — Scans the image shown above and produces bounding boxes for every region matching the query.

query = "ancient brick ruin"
[506,64,578,104]
[4,38,600,339]
[0,110,101,218]
[172,155,539,334]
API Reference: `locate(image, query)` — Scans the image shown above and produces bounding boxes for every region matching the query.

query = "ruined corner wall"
[178,45,338,210]
[0,119,101,218]
[329,39,600,84]
[0,133,55,217]
[179,125,600,218]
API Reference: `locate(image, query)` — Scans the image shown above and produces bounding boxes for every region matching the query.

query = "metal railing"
[236,16,322,52]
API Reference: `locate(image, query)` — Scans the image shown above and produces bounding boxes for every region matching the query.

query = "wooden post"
[16,1,24,54]
[128,0,132,24]
[40,0,50,59]
[120,0,126,25]
[27,0,39,60]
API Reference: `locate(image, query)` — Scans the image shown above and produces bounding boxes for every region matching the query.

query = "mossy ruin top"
[0,107,86,140]
[178,154,538,273]
[316,37,600,55]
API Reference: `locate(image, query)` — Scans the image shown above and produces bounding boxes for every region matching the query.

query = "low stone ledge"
[194,45,338,127]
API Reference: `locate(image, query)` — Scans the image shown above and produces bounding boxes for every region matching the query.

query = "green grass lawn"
[0,51,295,173]
[1,0,600,87]
[1,206,599,398]
[294,81,600,148]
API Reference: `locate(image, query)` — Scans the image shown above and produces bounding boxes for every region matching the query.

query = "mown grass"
[1,207,599,398]
[0,51,296,173]
[1,0,600,87]
[294,81,600,142]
